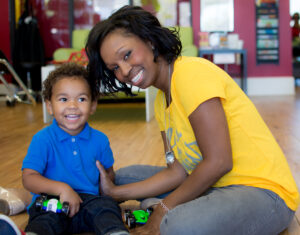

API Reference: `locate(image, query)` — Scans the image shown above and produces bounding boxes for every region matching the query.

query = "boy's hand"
[96,160,116,197]
[59,185,82,217]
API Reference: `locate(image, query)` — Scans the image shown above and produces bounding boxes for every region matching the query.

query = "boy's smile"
[46,76,97,136]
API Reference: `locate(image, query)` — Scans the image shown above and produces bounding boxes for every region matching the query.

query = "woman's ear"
[148,41,155,50]
[45,100,53,116]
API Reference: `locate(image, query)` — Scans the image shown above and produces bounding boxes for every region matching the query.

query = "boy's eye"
[78,97,86,102]
[59,97,67,102]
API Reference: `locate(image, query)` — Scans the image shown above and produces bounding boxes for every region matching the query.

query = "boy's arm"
[22,168,82,217]
[23,168,69,195]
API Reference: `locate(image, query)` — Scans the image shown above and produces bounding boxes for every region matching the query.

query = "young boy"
[21,63,128,235]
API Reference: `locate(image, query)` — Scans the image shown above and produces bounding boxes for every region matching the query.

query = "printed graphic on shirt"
[166,127,203,173]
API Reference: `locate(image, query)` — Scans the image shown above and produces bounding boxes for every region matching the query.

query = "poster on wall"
[74,0,131,29]
[133,0,177,26]
[200,0,234,32]
[256,0,279,64]
[256,0,278,7]
[179,1,191,27]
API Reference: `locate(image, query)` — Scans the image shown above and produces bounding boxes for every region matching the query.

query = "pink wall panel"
[0,0,293,76]
[0,1,11,61]
[192,0,292,77]
[33,0,69,59]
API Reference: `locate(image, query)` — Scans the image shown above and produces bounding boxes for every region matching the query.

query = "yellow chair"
[174,26,198,57]
[53,27,198,62]
[53,29,90,62]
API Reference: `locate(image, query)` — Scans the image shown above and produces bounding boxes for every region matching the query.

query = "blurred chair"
[53,27,198,61]
[175,26,198,57]
[53,29,90,62]
[0,50,36,106]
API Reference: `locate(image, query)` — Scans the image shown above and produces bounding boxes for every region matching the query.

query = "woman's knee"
[160,208,212,235]
[115,165,165,185]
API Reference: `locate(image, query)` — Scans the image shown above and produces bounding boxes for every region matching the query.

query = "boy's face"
[46,76,97,136]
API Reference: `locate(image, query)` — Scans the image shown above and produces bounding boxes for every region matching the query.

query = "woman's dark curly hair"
[43,63,99,101]
[85,5,182,95]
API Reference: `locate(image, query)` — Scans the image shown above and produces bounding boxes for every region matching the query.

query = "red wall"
[192,0,292,77]
[0,0,293,77]
[0,1,11,61]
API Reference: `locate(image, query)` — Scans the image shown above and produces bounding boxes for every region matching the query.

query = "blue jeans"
[115,165,295,235]
[25,193,127,235]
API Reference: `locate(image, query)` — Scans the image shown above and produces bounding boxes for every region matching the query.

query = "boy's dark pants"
[25,193,127,235]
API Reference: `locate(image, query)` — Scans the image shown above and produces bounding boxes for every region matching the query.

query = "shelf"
[256,2,279,64]
[198,48,247,93]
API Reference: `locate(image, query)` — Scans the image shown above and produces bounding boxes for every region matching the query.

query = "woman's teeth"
[132,70,143,84]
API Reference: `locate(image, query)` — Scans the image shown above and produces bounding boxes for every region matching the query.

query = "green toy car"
[123,208,153,229]
[35,194,69,216]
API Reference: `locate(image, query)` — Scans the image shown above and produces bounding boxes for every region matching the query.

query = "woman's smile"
[131,69,144,86]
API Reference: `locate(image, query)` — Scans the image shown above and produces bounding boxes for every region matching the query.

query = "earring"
[152,45,155,50]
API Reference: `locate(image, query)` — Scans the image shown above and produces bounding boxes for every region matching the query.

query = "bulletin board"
[255,0,279,64]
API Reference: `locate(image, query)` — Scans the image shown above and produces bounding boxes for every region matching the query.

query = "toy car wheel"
[127,215,136,229]
[35,194,47,211]
[61,202,70,215]
[35,197,43,211]
[123,209,131,223]
[6,99,15,107]
[146,207,153,216]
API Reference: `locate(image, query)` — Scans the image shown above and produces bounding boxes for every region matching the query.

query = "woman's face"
[100,29,162,89]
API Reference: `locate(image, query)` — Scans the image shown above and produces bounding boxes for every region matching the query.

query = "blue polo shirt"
[22,119,114,196]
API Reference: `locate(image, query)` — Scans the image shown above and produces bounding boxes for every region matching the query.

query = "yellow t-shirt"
[154,56,299,211]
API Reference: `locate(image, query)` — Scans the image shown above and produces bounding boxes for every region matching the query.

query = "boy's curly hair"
[42,63,99,101]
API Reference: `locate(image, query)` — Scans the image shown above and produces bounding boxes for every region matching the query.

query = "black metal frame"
[9,0,16,62]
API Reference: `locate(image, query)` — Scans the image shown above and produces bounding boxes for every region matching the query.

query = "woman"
[86,5,299,235]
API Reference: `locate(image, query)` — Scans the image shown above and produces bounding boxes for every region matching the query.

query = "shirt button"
[72,138,75,142]
[73,151,77,155]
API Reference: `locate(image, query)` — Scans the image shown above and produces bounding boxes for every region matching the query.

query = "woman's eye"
[59,97,67,102]
[124,51,131,60]
[112,65,119,72]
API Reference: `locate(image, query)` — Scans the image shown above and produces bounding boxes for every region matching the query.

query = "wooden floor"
[1,87,300,234]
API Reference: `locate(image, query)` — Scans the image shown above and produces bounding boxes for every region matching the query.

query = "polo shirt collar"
[52,119,91,142]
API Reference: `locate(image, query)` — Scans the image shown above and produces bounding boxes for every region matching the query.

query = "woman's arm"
[22,168,82,217]
[106,166,115,182]
[96,121,188,201]
[132,97,233,235]
[160,97,232,209]
[98,166,115,194]
[97,98,231,204]
[96,157,187,201]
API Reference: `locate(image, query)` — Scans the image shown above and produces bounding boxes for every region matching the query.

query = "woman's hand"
[59,185,82,217]
[96,160,117,197]
[131,205,166,235]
